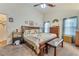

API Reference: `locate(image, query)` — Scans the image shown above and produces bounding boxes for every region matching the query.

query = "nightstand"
[12,30,24,45]
[12,37,24,45]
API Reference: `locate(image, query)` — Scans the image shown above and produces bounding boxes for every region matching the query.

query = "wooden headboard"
[21,26,39,30]
[21,26,40,36]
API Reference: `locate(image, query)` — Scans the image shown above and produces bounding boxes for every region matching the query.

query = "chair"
[47,38,63,56]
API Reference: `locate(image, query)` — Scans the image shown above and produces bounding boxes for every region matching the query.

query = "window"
[63,16,78,42]
[44,21,50,33]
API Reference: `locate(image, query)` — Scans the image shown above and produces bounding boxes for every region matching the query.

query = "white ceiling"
[0,3,79,14]
[33,3,79,14]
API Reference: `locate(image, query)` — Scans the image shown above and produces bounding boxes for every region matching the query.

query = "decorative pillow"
[32,33,40,38]
[24,30,30,37]
[24,30,30,34]
[30,29,36,34]
[35,29,40,33]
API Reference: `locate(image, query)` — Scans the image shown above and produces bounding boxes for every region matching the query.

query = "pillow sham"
[24,30,30,37]
[35,29,40,33]
[30,29,36,34]
[24,30,30,34]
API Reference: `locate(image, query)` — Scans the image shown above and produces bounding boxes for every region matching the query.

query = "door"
[0,14,7,40]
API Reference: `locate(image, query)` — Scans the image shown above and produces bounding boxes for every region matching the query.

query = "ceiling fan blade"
[47,4,55,7]
[33,3,42,7]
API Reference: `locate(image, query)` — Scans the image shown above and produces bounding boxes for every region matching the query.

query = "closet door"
[0,14,7,47]
[0,14,7,40]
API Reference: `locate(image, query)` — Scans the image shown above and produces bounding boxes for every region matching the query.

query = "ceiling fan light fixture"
[40,4,47,8]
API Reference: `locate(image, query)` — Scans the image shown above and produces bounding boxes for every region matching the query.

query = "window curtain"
[63,16,78,42]
[44,21,50,33]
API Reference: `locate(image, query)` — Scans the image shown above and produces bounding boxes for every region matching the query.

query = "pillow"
[35,29,40,33]
[24,30,30,34]
[30,29,36,34]
[24,30,30,37]
[32,34,40,38]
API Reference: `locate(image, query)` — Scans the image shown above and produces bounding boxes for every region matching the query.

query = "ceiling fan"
[33,3,55,8]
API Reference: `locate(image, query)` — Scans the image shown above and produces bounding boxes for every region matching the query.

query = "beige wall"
[44,10,79,38]
[0,3,79,44]
[0,4,43,44]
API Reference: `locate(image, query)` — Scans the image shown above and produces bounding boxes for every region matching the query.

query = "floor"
[0,42,79,56]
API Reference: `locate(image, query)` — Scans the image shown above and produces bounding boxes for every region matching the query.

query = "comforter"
[23,33,57,54]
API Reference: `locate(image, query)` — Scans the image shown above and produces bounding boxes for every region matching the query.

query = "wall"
[0,4,43,44]
[44,10,79,38]
[0,3,79,44]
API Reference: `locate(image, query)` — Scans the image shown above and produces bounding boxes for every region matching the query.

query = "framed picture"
[9,17,13,22]
[29,20,34,26]
[25,20,28,24]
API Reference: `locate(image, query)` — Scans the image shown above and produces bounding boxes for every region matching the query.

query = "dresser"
[50,26,59,37]
[75,30,79,46]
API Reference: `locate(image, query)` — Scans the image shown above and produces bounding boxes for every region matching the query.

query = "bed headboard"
[21,26,39,30]
[21,26,40,36]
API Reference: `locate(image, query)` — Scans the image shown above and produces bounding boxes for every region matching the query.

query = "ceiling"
[0,3,79,14]
[33,3,79,14]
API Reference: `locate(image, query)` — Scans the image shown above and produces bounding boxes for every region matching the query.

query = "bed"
[21,26,57,55]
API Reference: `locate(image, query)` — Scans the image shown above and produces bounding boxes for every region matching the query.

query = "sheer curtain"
[44,21,50,33]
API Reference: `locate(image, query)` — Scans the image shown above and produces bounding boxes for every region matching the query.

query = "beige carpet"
[0,42,79,56]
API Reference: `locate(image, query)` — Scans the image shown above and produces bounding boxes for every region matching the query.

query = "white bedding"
[37,33,57,43]
[23,32,57,54]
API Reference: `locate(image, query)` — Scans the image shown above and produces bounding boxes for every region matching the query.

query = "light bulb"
[41,4,47,8]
